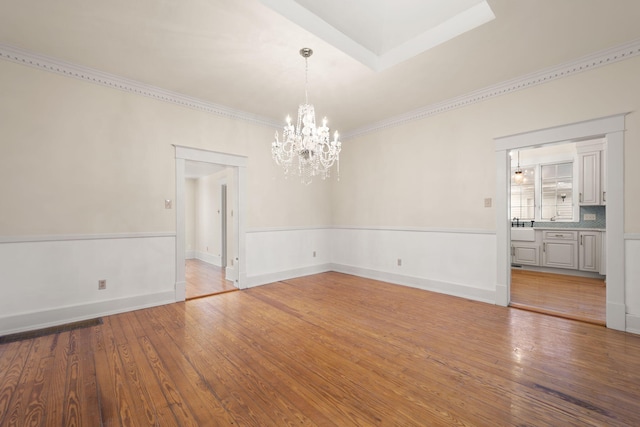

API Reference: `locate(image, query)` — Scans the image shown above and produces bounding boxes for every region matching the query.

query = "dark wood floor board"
[248,282,581,426]
[187,296,346,426]
[3,273,640,425]
[203,290,487,426]
[92,322,122,427]
[110,314,180,427]
[243,285,526,425]
[132,309,236,427]
[0,334,55,426]
[248,276,636,426]
[195,293,355,425]
[0,340,33,425]
[146,303,280,426]
[172,300,321,426]
[101,316,161,426]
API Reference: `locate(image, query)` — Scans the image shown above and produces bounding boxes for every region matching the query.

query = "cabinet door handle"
[603,191,606,202]
[579,192,583,203]
[543,243,546,252]
[580,235,583,245]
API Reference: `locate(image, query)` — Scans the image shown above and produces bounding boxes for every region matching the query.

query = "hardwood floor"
[185,259,236,299]
[510,269,606,325]
[2,272,640,426]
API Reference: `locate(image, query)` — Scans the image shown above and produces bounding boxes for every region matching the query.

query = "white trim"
[246,264,333,288]
[0,231,175,244]
[195,251,221,267]
[345,39,640,139]
[0,44,280,129]
[247,225,332,233]
[247,225,495,235]
[0,291,174,336]
[330,225,495,235]
[625,233,640,240]
[330,263,496,304]
[2,39,640,140]
[494,113,627,331]
[626,314,640,335]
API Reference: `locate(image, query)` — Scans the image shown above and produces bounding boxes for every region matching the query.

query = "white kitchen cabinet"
[577,140,606,206]
[579,231,600,272]
[599,231,607,275]
[542,231,578,269]
[578,151,601,205]
[512,244,539,266]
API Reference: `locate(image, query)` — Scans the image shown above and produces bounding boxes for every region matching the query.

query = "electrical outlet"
[165,199,172,209]
[98,280,107,290]
[397,258,402,266]
[484,198,492,208]
[584,213,596,221]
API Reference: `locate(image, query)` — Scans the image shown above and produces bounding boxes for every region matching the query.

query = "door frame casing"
[174,146,247,300]
[494,114,626,330]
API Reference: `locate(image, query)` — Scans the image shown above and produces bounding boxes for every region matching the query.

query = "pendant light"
[514,151,524,184]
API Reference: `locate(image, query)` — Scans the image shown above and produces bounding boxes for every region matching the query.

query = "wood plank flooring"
[2,272,640,426]
[185,259,236,300]
[510,269,606,325]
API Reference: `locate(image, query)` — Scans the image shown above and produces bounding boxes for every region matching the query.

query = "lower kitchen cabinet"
[542,231,578,270]
[512,244,539,266]
[579,231,600,272]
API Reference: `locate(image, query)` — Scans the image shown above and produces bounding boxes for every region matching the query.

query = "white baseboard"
[0,291,175,336]
[195,251,221,267]
[185,250,195,259]
[330,263,496,304]
[246,264,333,288]
[626,313,640,335]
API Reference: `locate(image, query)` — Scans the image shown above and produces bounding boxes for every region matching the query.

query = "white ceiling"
[260,0,495,70]
[1,0,640,134]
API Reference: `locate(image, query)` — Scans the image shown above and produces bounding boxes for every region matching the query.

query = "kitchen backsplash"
[534,205,606,229]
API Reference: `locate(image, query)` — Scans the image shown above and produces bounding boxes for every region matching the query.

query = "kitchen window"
[511,161,575,222]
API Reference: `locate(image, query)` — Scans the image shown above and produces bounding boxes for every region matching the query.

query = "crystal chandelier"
[272,48,342,184]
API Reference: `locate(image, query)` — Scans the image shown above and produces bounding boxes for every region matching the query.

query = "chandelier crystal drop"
[272,48,342,185]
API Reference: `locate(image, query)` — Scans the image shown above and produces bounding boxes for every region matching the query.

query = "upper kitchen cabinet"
[577,140,606,206]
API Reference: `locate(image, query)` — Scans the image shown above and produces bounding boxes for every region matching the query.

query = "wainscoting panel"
[625,236,640,334]
[245,227,332,287]
[0,234,176,335]
[329,227,497,303]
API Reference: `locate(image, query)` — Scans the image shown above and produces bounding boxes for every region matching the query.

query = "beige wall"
[332,56,640,233]
[1,53,638,237]
[0,60,333,236]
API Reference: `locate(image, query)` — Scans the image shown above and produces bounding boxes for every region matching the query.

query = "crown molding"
[2,39,640,138]
[343,38,640,140]
[0,44,281,129]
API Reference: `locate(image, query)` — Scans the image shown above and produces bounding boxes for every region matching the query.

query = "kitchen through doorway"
[508,142,606,325]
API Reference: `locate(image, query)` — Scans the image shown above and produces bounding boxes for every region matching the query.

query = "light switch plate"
[584,213,596,221]
[484,198,492,208]
[165,199,172,209]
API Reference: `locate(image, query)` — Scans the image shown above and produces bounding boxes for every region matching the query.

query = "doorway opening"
[494,114,626,331]
[184,164,236,299]
[174,146,247,302]
[507,142,606,325]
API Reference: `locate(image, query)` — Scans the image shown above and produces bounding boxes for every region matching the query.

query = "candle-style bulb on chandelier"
[271,48,342,184]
